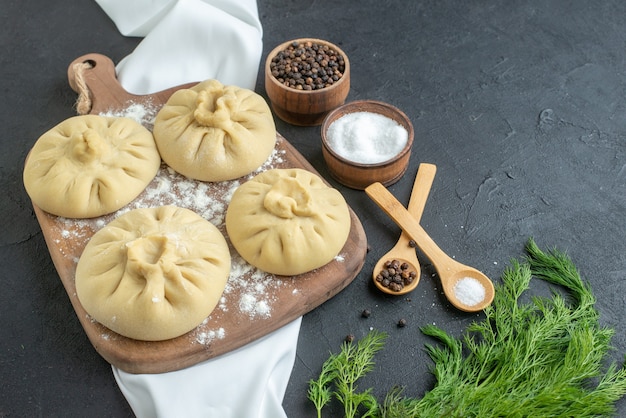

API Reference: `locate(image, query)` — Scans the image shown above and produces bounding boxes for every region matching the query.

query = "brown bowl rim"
[320,100,414,168]
[265,38,351,96]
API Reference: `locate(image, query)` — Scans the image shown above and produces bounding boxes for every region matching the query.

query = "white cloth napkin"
[97,0,263,93]
[113,318,301,418]
[94,1,302,416]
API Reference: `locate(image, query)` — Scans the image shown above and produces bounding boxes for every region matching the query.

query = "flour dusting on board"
[100,100,160,130]
[52,102,294,346]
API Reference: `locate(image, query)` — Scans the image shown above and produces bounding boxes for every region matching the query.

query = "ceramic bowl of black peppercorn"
[264,38,350,126]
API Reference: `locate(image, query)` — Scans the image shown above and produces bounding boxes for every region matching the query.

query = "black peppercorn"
[397,318,407,328]
[375,259,418,292]
[270,41,345,91]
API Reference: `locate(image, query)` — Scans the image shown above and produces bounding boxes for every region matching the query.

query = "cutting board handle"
[67,53,136,115]
[67,53,197,115]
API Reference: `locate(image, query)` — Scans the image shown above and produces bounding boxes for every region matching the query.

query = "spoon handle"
[407,163,436,219]
[365,182,457,272]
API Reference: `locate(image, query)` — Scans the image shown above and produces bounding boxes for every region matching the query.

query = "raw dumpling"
[75,206,231,341]
[23,115,161,218]
[153,79,276,182]
[226,168,351,276]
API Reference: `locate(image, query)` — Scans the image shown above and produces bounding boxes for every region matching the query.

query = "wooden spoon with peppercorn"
[372,163,437,295]
[365,181,495,312]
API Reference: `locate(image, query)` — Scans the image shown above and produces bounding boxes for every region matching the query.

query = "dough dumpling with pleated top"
[226,168,351,276]
[23,115,161,218]
[153,79,276,182]
[75,205,231,341]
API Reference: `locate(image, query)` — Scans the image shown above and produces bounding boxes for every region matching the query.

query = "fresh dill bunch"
[380,238,626,417]
[310,239,626,417]
[308,330,387,418]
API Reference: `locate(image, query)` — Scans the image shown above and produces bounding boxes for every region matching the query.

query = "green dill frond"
[383,238,626,417]
[309,239,626,418]
[308,351,339,418]
[309,330,387,418]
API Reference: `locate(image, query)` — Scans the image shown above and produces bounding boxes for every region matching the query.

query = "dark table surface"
[2,1,625,416]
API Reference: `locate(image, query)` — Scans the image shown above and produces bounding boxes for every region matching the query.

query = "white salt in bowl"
[321,100,414,189]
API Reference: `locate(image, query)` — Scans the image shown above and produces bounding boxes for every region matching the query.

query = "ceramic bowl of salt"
[321,100,414,189]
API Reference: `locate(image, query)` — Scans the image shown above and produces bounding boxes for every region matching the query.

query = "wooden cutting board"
[31,53,367,374]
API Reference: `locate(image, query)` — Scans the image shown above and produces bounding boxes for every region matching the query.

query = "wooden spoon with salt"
[372,163,437,295]
[365,182,495,312]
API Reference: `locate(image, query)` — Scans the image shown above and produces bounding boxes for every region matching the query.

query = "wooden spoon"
[372,163,437,295]
[365,182,495,312]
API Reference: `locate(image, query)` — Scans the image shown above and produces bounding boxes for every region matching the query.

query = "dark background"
[2,1,625,416]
